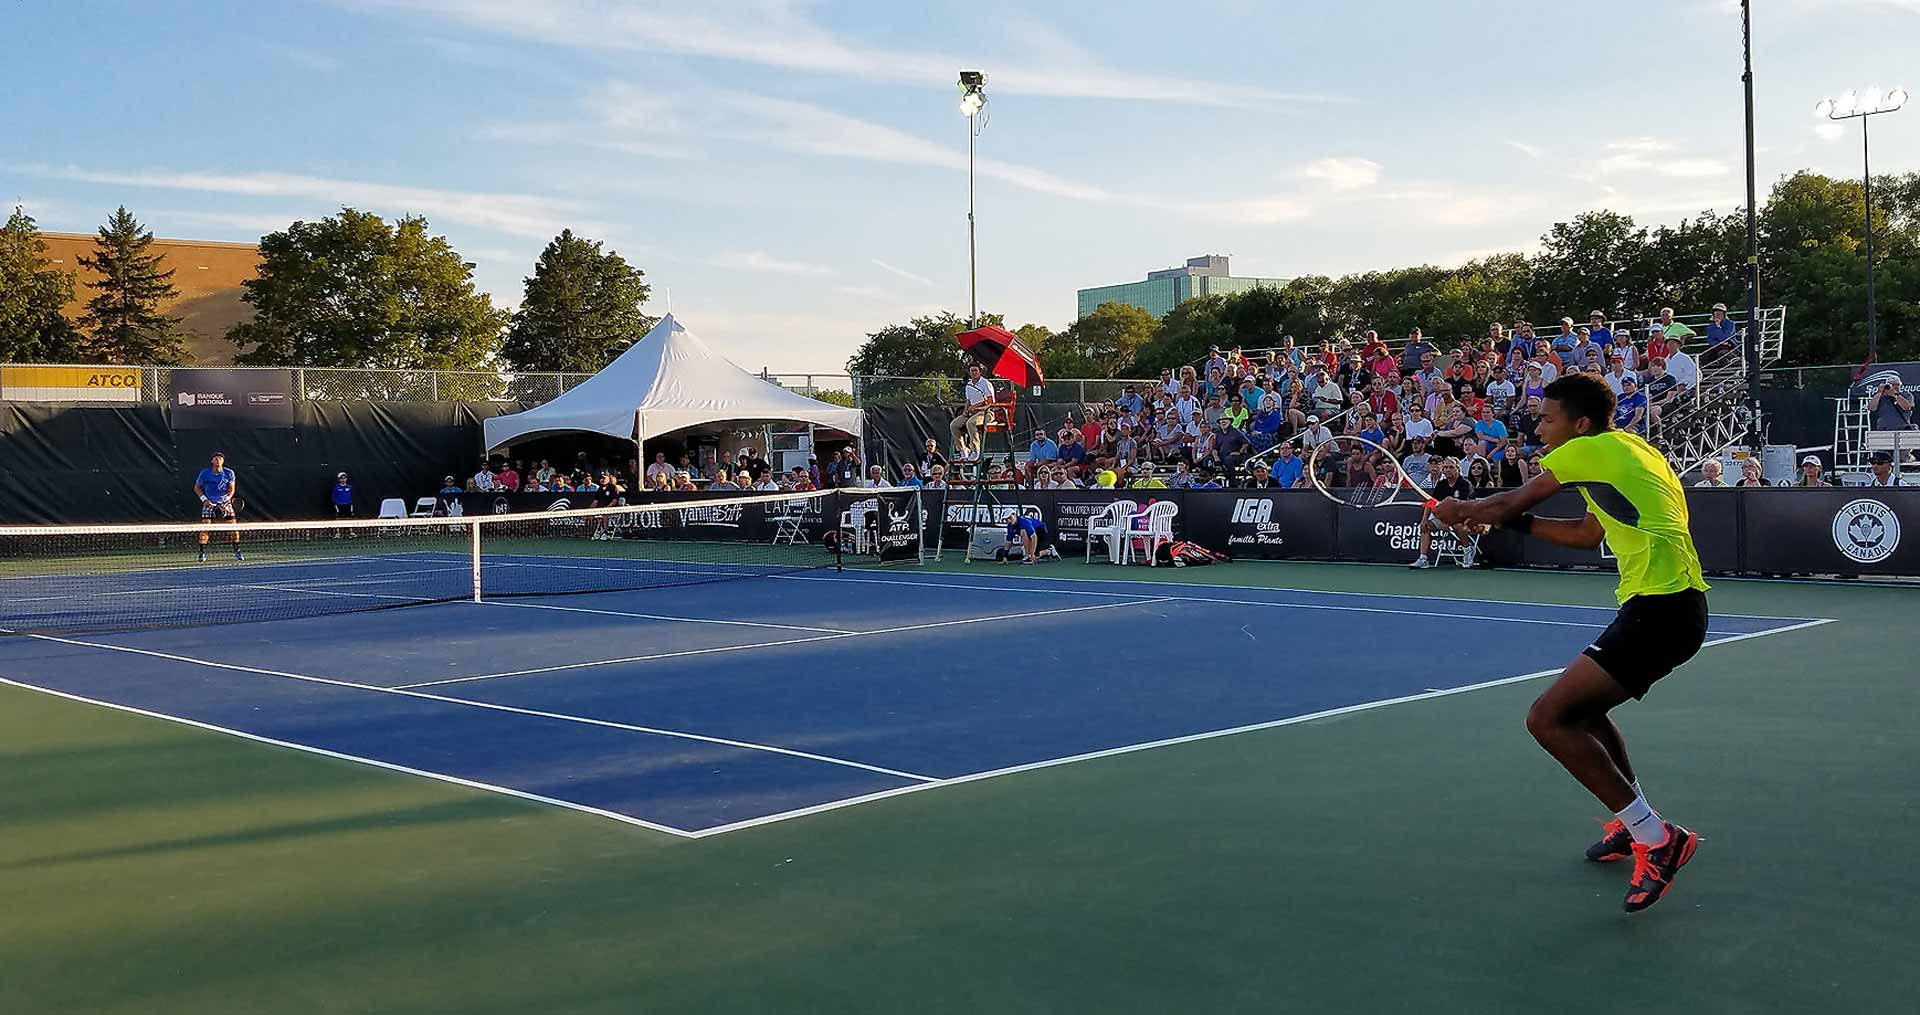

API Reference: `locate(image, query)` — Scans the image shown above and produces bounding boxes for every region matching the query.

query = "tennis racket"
[1306,435,1438,510]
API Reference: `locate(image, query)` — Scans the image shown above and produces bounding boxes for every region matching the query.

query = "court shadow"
[0,794,512,871]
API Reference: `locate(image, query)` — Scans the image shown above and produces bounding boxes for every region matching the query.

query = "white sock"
[1631,780,1645,801]
[1615,793,1666,846]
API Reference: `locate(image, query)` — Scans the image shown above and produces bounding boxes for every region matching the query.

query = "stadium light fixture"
[1814,84,1910,363]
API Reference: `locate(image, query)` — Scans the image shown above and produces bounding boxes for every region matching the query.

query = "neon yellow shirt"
[1540,429,1710,603]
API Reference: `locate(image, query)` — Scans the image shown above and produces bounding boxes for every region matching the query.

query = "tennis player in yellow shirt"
[1432,372,1709,914]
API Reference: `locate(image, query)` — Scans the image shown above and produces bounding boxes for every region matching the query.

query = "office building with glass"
[1075,255,1290,319]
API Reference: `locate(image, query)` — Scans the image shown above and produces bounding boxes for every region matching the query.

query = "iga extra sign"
[1227,497,1284,547]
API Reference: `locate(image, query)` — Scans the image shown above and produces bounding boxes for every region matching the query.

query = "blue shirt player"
[195,451,242,562]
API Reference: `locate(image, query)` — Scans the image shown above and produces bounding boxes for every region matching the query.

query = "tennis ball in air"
[1097,469,1117,488]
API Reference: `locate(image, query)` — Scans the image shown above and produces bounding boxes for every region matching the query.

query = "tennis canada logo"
[1227,498,1283,547]
[1831,498,1899,564]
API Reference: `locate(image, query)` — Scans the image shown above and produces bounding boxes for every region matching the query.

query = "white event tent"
[482,314,864,458]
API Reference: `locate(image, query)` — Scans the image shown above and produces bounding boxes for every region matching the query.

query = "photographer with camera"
[1872,378,1914,431]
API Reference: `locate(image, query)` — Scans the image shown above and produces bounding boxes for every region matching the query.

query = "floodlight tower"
[1813,86,1910,364]
[959,70,988,329]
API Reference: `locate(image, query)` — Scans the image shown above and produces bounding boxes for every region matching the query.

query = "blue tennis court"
[0,562,1822,837]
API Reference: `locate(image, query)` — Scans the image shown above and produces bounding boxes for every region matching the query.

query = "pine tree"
[0,206,84,362]
[502,229,656,372]
[78,207,187,363]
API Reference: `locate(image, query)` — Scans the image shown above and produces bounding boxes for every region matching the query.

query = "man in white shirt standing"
[949,364,996,461]
[1665,337,1700,392]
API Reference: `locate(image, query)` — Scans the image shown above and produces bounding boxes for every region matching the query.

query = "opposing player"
[194,451,243,562]
[1431,373,1708,913]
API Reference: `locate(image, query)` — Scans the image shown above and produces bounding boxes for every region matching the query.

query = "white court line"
[1,630,936,784]
[769,572,1687,631]
[778,569,1823,624]
[398,598,1171,689]
[237,584,436,603]
[481,600,852,635]
[0,560,464,604]
[681,617,1840,838]
[0,552,404,586]
[0,675,697,838]
[254,566,473,587]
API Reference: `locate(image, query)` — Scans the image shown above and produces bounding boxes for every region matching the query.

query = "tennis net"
[0,488,924,635]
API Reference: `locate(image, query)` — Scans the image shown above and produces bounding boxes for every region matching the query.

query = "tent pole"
[633,409,643,489]
[807,423,817,480]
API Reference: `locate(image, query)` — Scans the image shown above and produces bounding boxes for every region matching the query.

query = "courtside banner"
[171,368,296,429]
[1186,490,1335,559]
[874,490,922,561]
[1740,489,1920,575]
[0,365,142,402]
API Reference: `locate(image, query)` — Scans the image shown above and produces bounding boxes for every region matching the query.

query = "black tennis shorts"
[1583,588,1710,699]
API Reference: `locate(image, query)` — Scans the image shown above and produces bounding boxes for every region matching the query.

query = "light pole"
[1740,0,1760,451]
[1814,86,1909,365]
[959,70,987,329]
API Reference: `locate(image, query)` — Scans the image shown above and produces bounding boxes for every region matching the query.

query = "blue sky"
[5,0,1917,372]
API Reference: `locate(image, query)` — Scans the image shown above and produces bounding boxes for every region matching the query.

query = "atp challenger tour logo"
[1831,498,1900,564]
[1228,498,1284,547]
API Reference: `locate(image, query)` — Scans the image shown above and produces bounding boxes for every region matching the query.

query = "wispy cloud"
[1583,137,1732,180]
[262,42,343,73]
[871,258,935,287]
[1813,122,1847,142]
[707,250,833,275]
[7,163,590,239]
[1297,157,1382,191]
[350,0,1340,109]
[148,209,317,235]
[1505,140,1545,160]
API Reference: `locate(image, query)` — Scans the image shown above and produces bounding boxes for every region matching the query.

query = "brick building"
[39,232,260,364]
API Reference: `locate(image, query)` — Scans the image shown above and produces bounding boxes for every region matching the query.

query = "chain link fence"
[6,364,1158,409]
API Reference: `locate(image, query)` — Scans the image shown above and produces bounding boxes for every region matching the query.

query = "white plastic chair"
[838,500,879,555]
[1085,499,1137,563]
[411,496,439,517]
[1123,500,1180,565]
[377,498,407,519]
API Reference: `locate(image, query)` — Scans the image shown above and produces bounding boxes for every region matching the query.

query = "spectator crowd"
[882,307,1742,493]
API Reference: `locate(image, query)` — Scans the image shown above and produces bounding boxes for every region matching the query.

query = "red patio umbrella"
[955,325,1046,389]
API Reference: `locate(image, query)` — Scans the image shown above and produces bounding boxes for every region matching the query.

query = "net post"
[469,519,482,602]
